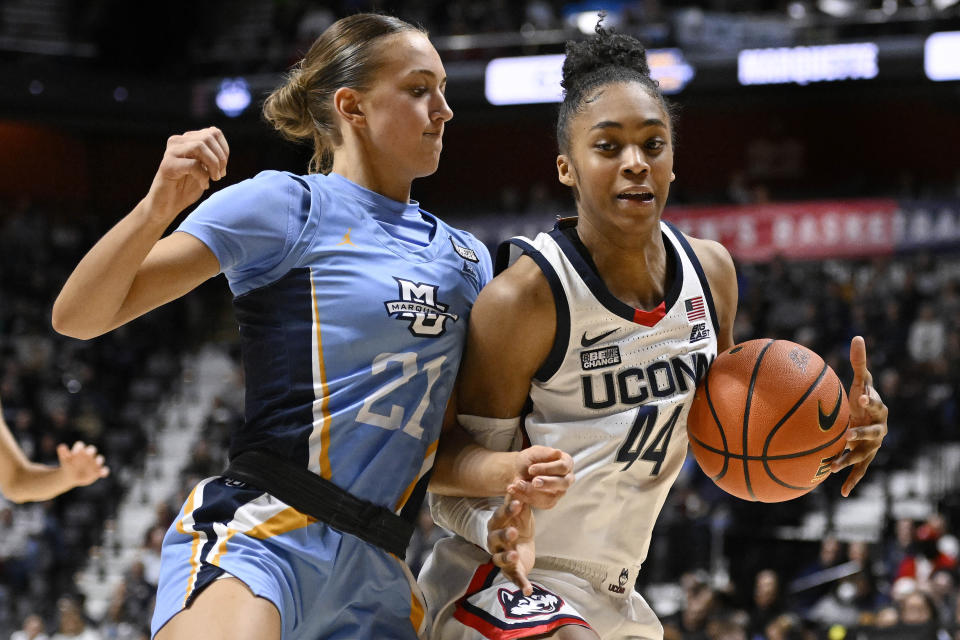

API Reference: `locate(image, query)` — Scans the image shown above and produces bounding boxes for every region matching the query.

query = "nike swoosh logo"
[581,328,617,348]
[818,387,843,432]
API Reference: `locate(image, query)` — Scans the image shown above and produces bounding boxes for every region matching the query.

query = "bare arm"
[52,128,228,339]
[0,399,109,503]
[688,236,738,352]
[429,256,573,503]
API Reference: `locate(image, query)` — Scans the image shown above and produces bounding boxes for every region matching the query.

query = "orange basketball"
[687,339,850,503]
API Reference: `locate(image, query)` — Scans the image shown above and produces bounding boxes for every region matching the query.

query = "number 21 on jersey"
[356,352,447,440]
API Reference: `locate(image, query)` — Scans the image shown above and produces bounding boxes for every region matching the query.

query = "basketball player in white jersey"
[419,20,889,640]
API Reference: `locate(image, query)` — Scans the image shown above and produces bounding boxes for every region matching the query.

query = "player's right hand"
[508,445,574,509]
[145,127,230,218]
[488,491,536,596]
[57,441,110,488]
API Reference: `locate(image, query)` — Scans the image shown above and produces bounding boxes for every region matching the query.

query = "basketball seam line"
[742,339,775,501]
[754,420,850,491]
[689,424,848,462]
[703,356,730,483]
[760,361,830,492]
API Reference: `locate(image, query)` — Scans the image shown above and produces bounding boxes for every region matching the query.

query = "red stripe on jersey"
[463,562,498,596]
[632,301,666,326]
[453,607,590,640]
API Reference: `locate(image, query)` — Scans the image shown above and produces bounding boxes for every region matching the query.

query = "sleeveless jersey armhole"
[495,238,570,383]
[662,220,721,336]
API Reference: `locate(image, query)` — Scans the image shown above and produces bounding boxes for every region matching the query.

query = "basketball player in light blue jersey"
[420,21,890,640]
[51,13,574,640]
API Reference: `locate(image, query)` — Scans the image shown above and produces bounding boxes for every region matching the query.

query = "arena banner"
[894,200,960,251]
[456,199,960,262]
[664,199,901,261]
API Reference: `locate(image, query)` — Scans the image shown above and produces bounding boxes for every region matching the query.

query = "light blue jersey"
[152,171,491,639]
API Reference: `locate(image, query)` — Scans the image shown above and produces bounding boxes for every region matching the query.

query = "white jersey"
[419,219,720,639]
[508,219,718,578]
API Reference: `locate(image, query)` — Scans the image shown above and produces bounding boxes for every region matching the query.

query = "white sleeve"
[429,414,523,551]
[429,493,500,552]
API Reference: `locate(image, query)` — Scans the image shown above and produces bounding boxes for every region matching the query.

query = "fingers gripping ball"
[687,339,849,503]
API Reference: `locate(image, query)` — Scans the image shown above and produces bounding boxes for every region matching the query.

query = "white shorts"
[418,537,664,640]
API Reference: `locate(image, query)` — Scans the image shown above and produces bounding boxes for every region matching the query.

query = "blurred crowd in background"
[9,0,956,77]
[0,193,958,639]
[1,1,959,639]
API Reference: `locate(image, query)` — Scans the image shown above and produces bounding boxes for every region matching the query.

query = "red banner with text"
[664,199,900,261]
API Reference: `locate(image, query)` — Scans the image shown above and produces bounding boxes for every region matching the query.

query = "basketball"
[687,339,850,503]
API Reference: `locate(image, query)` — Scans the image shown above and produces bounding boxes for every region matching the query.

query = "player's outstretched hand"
[831,335,888,497]
[57,441,110,489]
[509,445,574,509]
[145,127,230,218]
[488,491,535,596]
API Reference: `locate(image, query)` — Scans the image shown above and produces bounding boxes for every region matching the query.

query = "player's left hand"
[57,441,110,489]
[508,445,575,509]
[488,490,536,596]
[831,336,888,497]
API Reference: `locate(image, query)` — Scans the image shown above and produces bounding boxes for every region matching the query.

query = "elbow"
[51,300,98,340]
[4,492,27,505]
[0,478,28,504]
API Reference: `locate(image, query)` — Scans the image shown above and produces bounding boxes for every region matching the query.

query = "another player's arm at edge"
[429,254,571,503]
[687,235,738,354]
[0,398,109,503]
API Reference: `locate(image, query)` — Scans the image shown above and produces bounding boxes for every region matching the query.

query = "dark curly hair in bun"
[557,17,674,153]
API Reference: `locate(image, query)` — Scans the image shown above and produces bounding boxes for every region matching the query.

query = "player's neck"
[576,217,670,311]
[331,151,412,205]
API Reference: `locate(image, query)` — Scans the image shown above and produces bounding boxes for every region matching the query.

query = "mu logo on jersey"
[384,277,459,337]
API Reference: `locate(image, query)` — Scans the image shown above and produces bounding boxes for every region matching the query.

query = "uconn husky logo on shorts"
[498,585,563,619]
[384,277,460,337]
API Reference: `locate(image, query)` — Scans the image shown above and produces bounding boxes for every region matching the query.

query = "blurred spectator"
[523,0,556,30]
[791,535,844,610]
[884,518,918,580]
[808,570,886,629]
[662,570,716,640]
[708,617,749,640]
[874,604,899,627]
[952,596,960,640]
[907,303,947,363]
[138,526,165,587]
[100,561,152,640]
[10,613,48,640]
[50,598,100,640]
[763,613,803,640]
[930,568,958,628]
[897,590,941,638]
[747,569,784,639]
[0,505,35,591]
[896,515,958,585]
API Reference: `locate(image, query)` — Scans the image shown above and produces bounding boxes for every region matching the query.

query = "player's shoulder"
[432,217,485,256]
[238,169,311,191]
[476,254,553,320]
[466,252,557,381]
[682,233,736,282]
[207,169,310,208]
[675,230,738,328]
